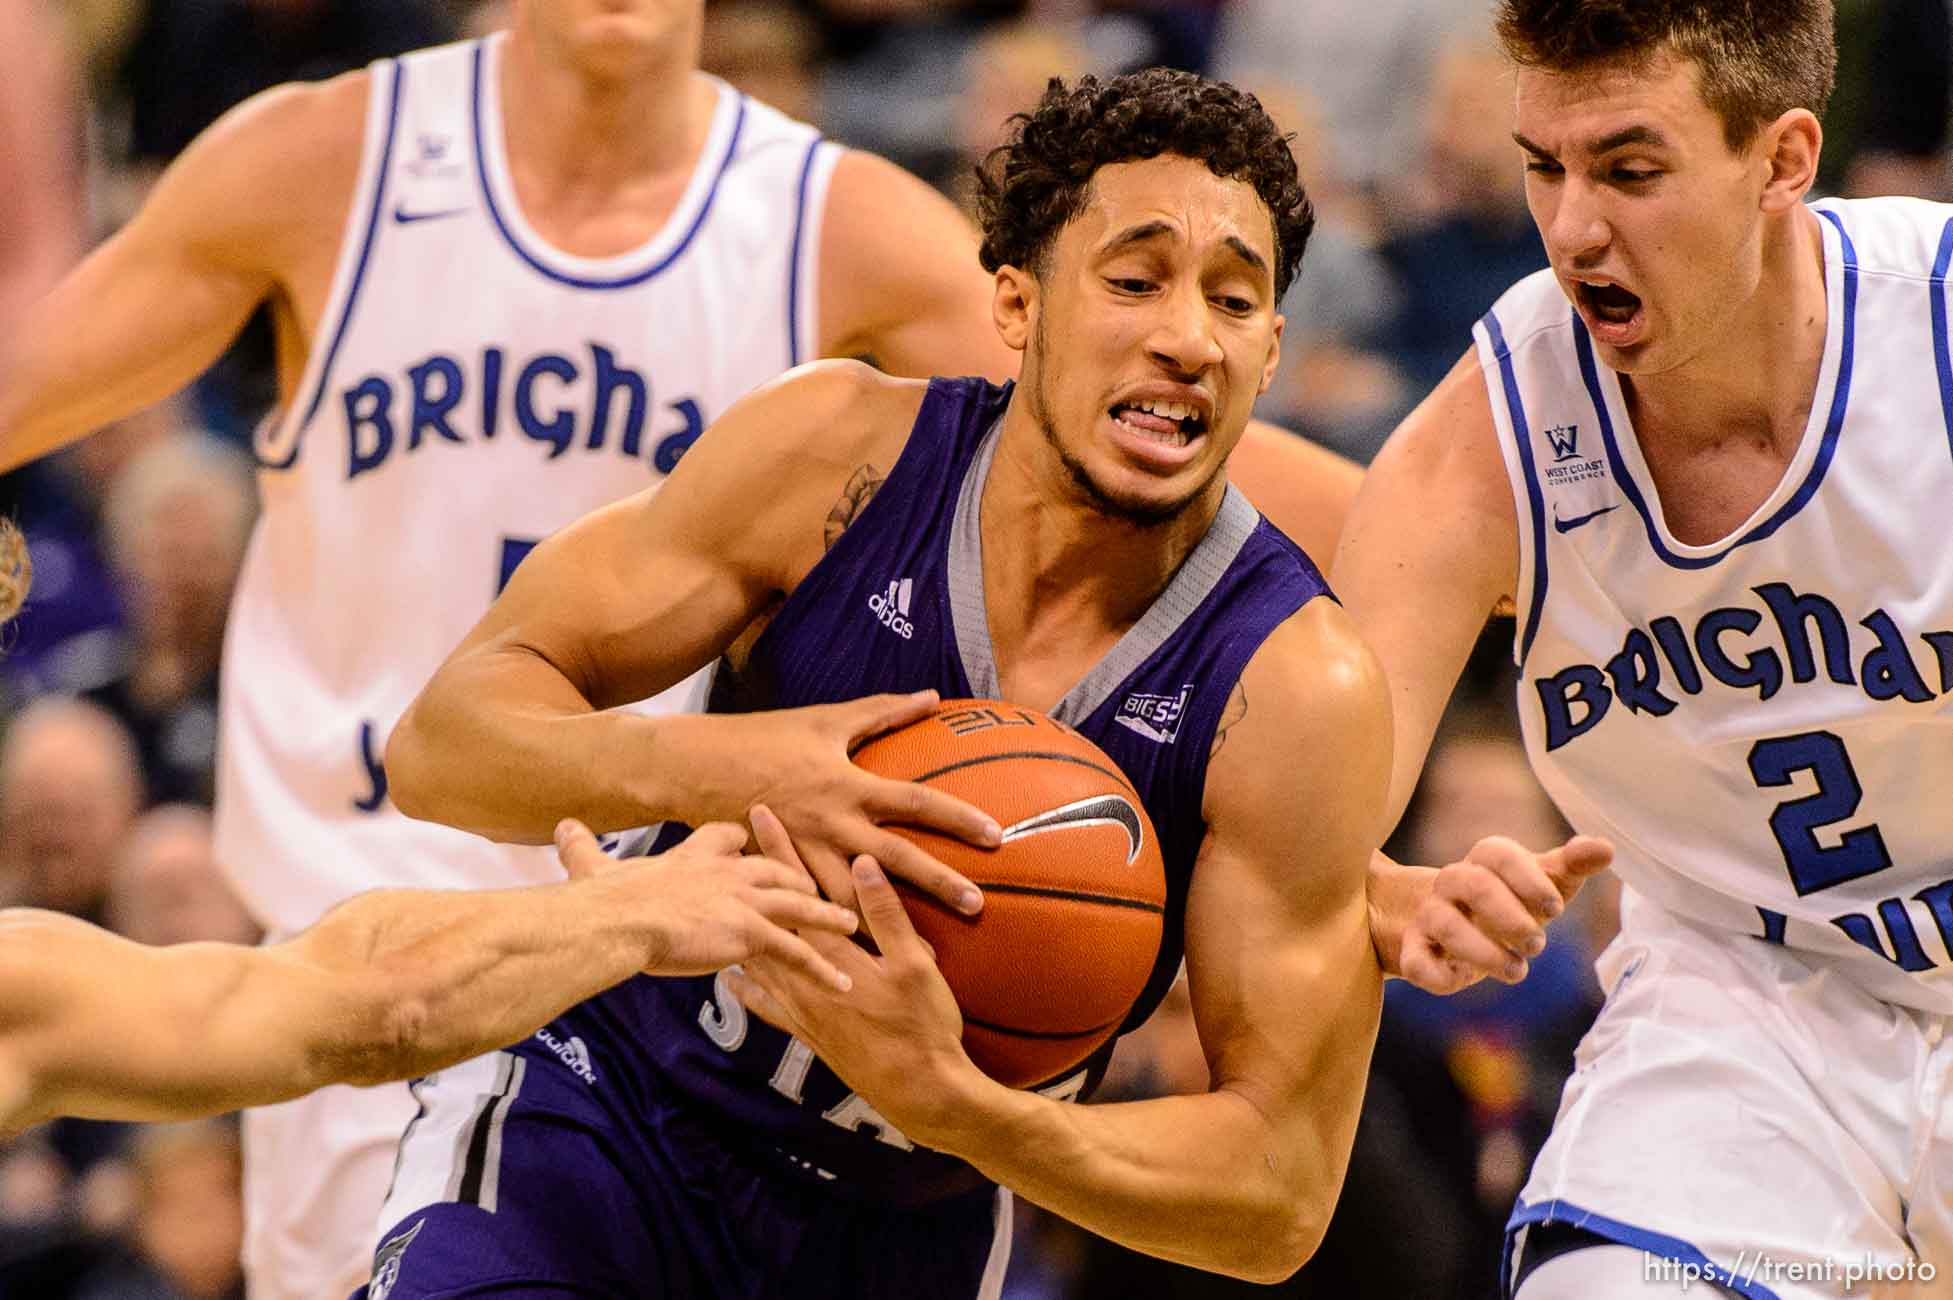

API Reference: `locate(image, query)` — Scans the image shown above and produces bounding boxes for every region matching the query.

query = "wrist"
[623,712,745,826]
[904,1055,1031,1157]
[1366,853,1428,979]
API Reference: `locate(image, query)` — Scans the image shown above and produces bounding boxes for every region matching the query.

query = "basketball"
[851,699,1167,1088]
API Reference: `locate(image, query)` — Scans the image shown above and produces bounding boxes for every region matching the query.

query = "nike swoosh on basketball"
[1553,504,1621,534]
[392,203,469,224]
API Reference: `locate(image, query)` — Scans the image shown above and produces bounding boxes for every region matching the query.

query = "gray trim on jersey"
[947,417,1262,726]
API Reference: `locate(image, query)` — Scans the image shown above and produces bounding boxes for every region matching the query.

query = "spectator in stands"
[1213,0,1490,217]
[0,697,144,925]
[1244,79,1407,461]
[85,432,254,807]
[1372,37,1548,398]
[67,1122,245,1300]
[105,806,258,949]
[703,0,823,126]
[1845,0,1952,199]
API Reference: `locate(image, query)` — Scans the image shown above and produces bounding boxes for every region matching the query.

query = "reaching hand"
[710,690,1001,914]
[553,816,860,993]
[1386,834,1613,995]
[724,810,973,1142]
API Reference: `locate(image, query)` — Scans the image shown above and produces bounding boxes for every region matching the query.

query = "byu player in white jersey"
[1346,1,1953,1296]
[0,4,1362,1295]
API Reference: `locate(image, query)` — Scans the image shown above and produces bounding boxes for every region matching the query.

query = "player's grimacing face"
[1514,53,1769,375]
[1021,155,1283,523]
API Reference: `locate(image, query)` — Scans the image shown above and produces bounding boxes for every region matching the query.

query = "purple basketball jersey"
[567,377,1331,1205]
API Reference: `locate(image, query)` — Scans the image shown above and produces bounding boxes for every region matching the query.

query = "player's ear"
[1757,108,1821,215]
[992,265,1036,353]
[1258,313,1285,397]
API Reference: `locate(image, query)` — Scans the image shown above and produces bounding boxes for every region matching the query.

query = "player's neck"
[979,415,1223,663]
[1623,206,1830,462]
[498,24,711,190]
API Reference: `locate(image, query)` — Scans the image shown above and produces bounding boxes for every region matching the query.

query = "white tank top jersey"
[1476,196,1953,1014]
[217,34,840,936]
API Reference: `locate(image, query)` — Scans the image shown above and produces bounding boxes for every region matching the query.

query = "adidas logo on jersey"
[1114,686,1193,744]
[534,1028,598,1086]
[868,578,916,640]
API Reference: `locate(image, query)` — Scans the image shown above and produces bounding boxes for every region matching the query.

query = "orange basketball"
[851,699,1166,1088]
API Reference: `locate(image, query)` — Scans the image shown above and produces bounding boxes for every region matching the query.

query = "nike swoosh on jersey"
[1552,504,1622,534]
[392,204,469,224]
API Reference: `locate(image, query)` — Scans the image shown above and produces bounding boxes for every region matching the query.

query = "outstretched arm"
[1333,352,1610,992]
[735,599,1390,1282]
[0,73,362,471]
[0,818,857,1134]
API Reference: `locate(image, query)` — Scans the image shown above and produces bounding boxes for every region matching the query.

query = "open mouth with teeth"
[1576,279,1644,328]
[1109,399,1208,448]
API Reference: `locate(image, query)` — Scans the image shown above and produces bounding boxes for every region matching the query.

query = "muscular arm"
[754,602,1390,1281]
[1332,351,1517,828]
[0,0,79,370]
[0,827,856,1133]
[1330,352,1610,985]
[0,73,363,471]
[385,361,903,843]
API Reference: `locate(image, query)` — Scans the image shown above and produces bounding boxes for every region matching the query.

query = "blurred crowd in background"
[0,1,1947,1297]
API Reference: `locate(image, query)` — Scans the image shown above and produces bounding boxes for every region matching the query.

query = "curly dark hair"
[975,69,1314,299]
[1497,0,1835,149]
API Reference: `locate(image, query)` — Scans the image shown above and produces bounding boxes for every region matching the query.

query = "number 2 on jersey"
[1747,731,1892,896]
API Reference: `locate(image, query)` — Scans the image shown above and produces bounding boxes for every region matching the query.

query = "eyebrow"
[1513,124,1671,159]
[1101,221,1272,279]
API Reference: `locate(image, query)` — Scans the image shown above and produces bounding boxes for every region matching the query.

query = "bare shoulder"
[1365,351,1509,515]
[145,69,371,264]
[1202,599,1392,860]
[816,150,1007,376]
[666,359,932,581]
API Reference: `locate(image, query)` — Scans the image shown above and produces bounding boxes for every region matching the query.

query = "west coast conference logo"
[1539,421,1608,488]
[1544,423,1580,462]
[869,578,916,640]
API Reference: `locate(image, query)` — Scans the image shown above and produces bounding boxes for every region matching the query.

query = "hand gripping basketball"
[716,690,1003,915]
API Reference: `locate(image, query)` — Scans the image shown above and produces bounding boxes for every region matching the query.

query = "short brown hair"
[1496,0,1836,149]
[976,69,1314,298]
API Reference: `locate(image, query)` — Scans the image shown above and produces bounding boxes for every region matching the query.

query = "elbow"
[311,978,439,1090]
[1215,1172,1335,1284]
[381,709,436,823]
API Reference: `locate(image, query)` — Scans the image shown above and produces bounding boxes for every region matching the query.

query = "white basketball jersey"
[217,35,840,935]
[1477,196,1953,1012]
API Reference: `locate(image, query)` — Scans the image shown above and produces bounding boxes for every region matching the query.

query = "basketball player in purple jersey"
[385,70,1606,1296]
[0,4,1359,1294]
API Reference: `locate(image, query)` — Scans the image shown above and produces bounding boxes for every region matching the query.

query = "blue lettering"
[1757,907,1788,944]
[588,344,647,454]
[516,353,579,457]
[1695,607,1783,700]
[482,346,504,439]
[1649,615,1703,695]
[408,354,465,449]
[1924,631,1953,695]
[1538,665,1612,751]
[1605,627,1677,716]
[1832,900,1935,973]
[1914,879,1953,959]
[345,376,394,478]
[1753,583,1854,687]
[1859,610,1935,703]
